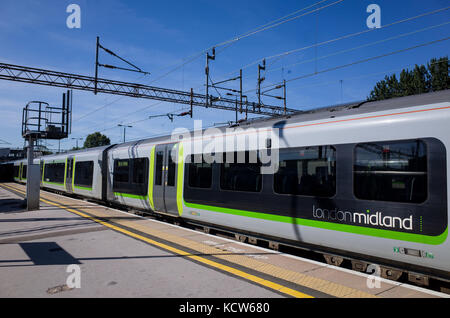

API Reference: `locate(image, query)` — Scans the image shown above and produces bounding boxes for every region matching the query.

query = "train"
[7,89,450,287]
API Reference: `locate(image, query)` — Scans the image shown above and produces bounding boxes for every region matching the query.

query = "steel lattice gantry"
[0,63,297,117]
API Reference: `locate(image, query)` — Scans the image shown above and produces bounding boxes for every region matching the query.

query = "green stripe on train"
[114,192,148,200]
[183,201,448,245]
[43,181,65,187]
[74,185,93,191]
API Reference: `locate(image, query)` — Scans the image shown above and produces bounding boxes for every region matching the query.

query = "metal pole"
[205,53,209,108]
[66,90,71,135]
[38,102,42,133]
[95,36,100,95]
[190,88,193,118]
[235,98,238,123]
[239,69,243,114]
[283,79,287,116]
[258,59,265,112]
[205,48,215,108]
[62,92,66,135]
[118,125,132,143]
[258,65,261,107]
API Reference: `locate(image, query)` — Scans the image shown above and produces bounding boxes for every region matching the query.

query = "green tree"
[368,56,449,101]
[410,64,429,95]
[83,132,111,149]
[428,57,450,92]
[386,74,400,98]
[399,69,414,96]
[368,76,390,101]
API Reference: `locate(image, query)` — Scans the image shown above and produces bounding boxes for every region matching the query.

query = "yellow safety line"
[0,183,313,298]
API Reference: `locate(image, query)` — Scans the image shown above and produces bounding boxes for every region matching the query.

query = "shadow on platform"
[19,242,81,266]
[0,199,27,214]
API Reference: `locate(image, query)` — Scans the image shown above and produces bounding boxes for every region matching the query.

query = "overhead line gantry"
[0,62,297,117]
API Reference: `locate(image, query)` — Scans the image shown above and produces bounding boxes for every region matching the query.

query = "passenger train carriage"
[11,90,450,286]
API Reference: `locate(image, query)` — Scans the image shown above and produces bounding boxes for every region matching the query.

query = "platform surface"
[0,182,447,298]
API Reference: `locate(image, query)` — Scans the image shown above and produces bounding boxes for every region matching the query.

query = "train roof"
[54,145,112,156]
[111,89,450,149]
[32,145,112,162]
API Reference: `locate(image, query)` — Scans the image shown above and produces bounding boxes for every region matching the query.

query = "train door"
[65,157,74,193]
[153,143,180,216]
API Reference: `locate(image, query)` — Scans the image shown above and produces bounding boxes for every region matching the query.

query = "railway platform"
[0,182,447,299]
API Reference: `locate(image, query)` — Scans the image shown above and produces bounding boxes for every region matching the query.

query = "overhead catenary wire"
[213,0,345,55]
[265,21,450,75]
[239,20,450,90]
[245,36,450,93]
[284,58,450,108]
[67,99,229,143]
[73,37,152,123]
[147,0,344,85]
[214,0,334,49]
[72,72,149,123]
[217,5,450,81]
[67,102,190,142]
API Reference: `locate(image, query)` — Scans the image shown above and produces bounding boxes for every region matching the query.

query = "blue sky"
[0,0,449,150]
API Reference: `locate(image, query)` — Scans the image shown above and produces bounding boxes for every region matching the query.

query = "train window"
[113,158,149,196]
[188,154,212,189]
[22,165,27,179]
[74,161,94,188]
[220,151,262,192]
[114,159,129,183]
[274,146,336,197]
[155,151,163,186]
[132,158,149,185]
[44,163,65,184]
[354,140,427,203]
[167,149,176,187]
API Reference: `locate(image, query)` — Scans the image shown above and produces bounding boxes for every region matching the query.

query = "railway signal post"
[21,90,73,211]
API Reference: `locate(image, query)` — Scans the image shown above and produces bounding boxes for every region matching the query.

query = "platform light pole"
[72,137,83,149]
[118,124,133,143]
